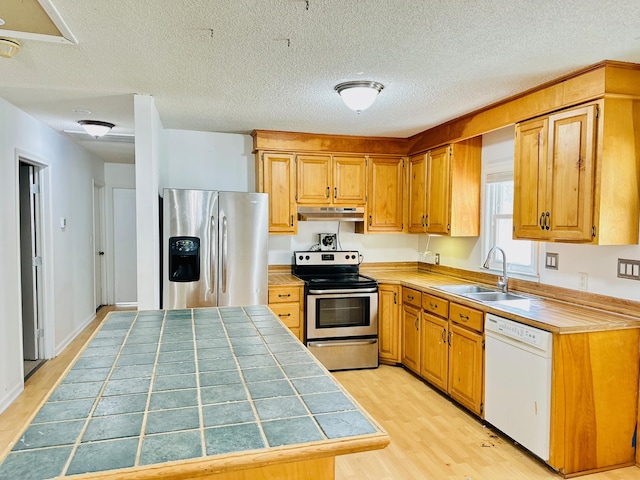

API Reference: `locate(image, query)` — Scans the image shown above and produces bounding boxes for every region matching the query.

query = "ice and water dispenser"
[168,236,200,282]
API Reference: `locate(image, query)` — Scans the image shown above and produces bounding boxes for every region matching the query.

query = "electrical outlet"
[578,272,588,291]
[435,253,440,265]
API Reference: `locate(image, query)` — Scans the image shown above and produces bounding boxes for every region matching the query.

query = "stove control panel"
[294,250,360,266]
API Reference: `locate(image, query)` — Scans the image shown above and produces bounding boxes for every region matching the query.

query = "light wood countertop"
[366,269,640,334]
[268,272,303,287]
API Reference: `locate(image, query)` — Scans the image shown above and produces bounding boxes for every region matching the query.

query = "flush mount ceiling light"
[0,38,21,59]
[78,120,115,138]
[334,81,384,113]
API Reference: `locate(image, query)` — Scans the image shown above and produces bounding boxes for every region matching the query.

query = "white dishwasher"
[484,313,553,461]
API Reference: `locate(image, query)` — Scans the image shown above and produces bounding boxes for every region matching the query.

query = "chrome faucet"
[483,246,508,293]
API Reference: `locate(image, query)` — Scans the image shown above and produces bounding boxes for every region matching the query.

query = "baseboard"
[55,311,97,356]
[0,382,24,415]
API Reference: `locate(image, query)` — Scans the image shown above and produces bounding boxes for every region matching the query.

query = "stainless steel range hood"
[297,206,365,222]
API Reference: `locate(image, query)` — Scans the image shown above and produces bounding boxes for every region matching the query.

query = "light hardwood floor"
[333,366,640,480]
[2,308,639,480]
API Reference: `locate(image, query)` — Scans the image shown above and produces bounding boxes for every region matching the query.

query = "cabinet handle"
[407,295,414,301]
[414,318,419,330]
[459,313,470,322]
[429,302,438,310]
[545,212,550,230]
[447,331,452,346]
[334,187,337,199]
[278,313,291,317]
[290,215,294,227]
[278,293,291,298]
[326,186,330,198]
[369,215,372,227]
[441,328,446,343]
[393,292,397,304]
[421,215,425,227]
[539,213,545,230]
[425,214,429,227]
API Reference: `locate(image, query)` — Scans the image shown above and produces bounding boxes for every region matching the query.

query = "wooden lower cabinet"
[447,322,483,415]
[378,284,401,364]
[401,288,421,374]
[268,285,304,341]
[420,312,448,392]
[550,329,640,476]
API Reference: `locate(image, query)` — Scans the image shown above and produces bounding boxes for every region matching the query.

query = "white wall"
[161,130,254,192]
[134,95,163,310]
[0,99,105,413]
[420,126,640,302]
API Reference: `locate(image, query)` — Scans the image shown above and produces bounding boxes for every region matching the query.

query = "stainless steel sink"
[433,284,496,295]
[462,291,527,302]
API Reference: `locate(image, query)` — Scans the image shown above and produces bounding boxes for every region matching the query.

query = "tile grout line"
[192,308,208,459]
[133,309,168,467]
[59,310,141,478]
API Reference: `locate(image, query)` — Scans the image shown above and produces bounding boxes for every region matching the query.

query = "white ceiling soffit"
[0,0,77,44]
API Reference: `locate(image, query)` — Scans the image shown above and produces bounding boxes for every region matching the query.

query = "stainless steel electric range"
[293,250,378,371]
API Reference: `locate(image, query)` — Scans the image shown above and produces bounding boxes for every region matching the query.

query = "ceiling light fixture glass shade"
[0,38,21,59]
[78,120,115,138]
[335,81,384,113]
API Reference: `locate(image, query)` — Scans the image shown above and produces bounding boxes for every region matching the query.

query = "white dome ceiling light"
[334,81,384,113]
[0,38,21,59]
[78,120,115,138]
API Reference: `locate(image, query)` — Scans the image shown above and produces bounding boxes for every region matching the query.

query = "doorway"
[18,161,45,379]
[93,182,106,311]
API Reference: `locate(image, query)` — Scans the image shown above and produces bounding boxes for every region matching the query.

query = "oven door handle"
[308,287,378,295]
[307,339,378,348]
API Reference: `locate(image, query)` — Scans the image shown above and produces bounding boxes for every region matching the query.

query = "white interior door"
[19,162,41,360]
[93,183,106,309]
[113,187,138,305]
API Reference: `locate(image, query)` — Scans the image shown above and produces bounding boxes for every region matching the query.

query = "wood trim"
[252,130,408,155]
[407,61,640,155]
[360,261,418,272]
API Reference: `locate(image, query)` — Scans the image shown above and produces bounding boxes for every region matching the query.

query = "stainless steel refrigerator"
[162,188,269,308]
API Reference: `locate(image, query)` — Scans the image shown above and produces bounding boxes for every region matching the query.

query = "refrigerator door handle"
[221,215,228,294]
[209,215,216,296]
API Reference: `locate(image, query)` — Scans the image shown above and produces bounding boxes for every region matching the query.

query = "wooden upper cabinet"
[425,146,451,234]
[296,154,366,206]
[514,103,599,242]
[361,156,404,233]
[332,155,367,204]
[407,153,427,233]
[296,154,332,205]
[261,152,296,234]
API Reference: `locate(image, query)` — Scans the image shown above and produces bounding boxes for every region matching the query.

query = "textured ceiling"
[1,0,640,164]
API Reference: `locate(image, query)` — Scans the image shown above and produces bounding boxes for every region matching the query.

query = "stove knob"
[305,255,310,260]
[345,254,349,259]
[351,254,356,259]
[298,255,303,261]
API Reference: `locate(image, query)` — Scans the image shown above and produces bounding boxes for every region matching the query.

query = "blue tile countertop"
[0,306,389,480]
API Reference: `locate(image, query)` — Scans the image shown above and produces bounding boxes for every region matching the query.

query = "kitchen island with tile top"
[0,306,389,480]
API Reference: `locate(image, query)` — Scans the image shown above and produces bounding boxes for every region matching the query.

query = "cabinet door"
[448,323,484,416]
[407,153,427,233]
[333,155,367,205]
[378,284,401,364]
[426,146,451,234]
[421,313,448,392]
[366,156,404,232]
[296,154,331,205]
[401,303,421,374]
[263,153,296,234]
[546,105,596,241]
[514,118,548,239]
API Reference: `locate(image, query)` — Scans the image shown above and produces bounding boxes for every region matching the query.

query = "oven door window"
[315,297,370,329]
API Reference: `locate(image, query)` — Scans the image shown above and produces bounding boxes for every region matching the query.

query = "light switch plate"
[617,258,640,281]
[545,253,558,270]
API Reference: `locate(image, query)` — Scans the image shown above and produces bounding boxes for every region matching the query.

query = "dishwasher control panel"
[485,314,551,349]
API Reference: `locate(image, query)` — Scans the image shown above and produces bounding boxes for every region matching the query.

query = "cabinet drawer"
[449,303,483,332]
[268,286,301,304]
[269,304,300,328]
[402,287,421,307]
[422,293,449,319]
